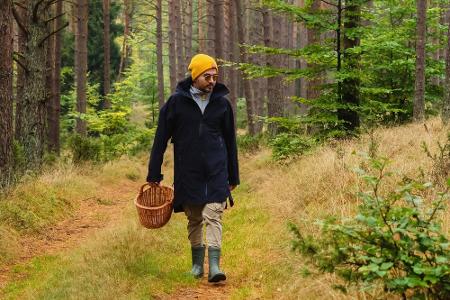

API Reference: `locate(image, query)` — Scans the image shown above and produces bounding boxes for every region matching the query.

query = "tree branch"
[319,0,338,8]
[38,22,69,47]
[32,0,46,22]
[13,1,27,10]
[12,7,29,37]
[45,12,66,24]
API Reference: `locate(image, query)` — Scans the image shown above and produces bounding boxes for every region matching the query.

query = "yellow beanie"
[188,54,218,80]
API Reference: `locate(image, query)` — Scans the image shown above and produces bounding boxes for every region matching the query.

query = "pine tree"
[0,0,14,188]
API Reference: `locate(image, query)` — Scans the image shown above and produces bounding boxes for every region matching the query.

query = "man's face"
[193,68,218,93]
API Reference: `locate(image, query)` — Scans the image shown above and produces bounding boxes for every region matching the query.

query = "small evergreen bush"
[290,155,450,299]
[237,134,262,153]
[269,133,314,161]
[68,134,103,163]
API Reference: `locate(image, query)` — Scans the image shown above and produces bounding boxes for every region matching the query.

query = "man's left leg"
[202,202,226,282]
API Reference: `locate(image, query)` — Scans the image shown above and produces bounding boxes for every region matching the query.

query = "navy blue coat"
[147,77,240,213]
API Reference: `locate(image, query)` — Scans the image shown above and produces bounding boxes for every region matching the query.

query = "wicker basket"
[134,183,174,229]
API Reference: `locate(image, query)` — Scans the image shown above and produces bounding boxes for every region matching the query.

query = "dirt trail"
[0,179,140,289]
[0,178,236,300]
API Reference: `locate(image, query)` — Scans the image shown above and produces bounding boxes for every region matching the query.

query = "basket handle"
[140,182,159,195]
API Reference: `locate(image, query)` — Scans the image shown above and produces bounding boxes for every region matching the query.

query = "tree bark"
[49,0,62,154]
[306,0,321,101]
[46,7,55,152]
[103,0,111,108]
[75,0,88,135]
[168,0,177,91]
[15,0,28,141]
[206,0,215,56]
[228,0,238,121]
[250,7,264,134]
[174,0,184,80]
[413,0,427,121]
[265,11,284,136]
[198,0,205,52]
[156,0,164,107]
[442,8,450,123]
[214,0,224,79]
[183,0,192,64]
[118,0,131,78]
[234,0,256,135]
[0,0,14,188]
[17,0,50,170]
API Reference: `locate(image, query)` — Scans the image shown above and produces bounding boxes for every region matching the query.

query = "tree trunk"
[17,0,50,170]
[198,0,205,52]
[174,0,184,80]
[234,0,256,135]
[156,0,165,107]
[50,0,62,154]
[0,0,14,188]
[228,0,238,121]
[413,0,427,121]
[338,0,361,132]
[103,0,111,108]
[214,0,224,79]
[15,0,28,141]
[441,9,450,123]
[306,0,321,100]
[266,11,284,136]
[118,0,131,78]
[75,0,88,135]
[250,8,264,134]
[46,9,55,152]
[183,0,192,64]
[206,0,215,56]
[168,0,177,91]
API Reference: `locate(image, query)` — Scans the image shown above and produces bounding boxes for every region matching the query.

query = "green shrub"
[290,156,450,298]
[237,134,263,153]
[68,134,103,163]
[269,133,314,161]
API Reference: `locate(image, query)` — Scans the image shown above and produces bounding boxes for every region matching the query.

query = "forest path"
[0,179,140,289]
[0,148,295,299]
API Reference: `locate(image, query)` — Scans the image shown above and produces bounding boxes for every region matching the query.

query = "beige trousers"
[183,202,226,248]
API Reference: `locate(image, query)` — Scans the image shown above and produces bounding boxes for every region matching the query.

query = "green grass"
[2,209,197,299]
[1,166,302,299]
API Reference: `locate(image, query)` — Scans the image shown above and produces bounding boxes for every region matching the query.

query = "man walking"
[147,54,239,283]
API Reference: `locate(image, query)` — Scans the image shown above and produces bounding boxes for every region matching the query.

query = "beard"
[200,84,214,93]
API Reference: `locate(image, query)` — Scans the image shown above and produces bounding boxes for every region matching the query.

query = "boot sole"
[208,273,226,283]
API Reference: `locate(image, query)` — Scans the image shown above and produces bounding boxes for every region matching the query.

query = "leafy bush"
[269,133,314,161]
[237,134,263,153]
[290,156,450,299]
[68,134,103,163]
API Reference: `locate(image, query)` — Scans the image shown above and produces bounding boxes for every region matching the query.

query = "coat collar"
[175,77,229,101]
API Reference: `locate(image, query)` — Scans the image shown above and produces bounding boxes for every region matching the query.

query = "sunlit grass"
[1,119,449,299]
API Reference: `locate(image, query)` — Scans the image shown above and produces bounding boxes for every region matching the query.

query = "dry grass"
[1,120,449,299]
[239,119,450,299]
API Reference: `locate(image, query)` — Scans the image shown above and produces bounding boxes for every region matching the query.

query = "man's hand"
[229,185,237,191]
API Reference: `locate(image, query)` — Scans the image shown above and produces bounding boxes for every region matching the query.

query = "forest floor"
[0,177,232,299]
[0,180,138,288]
[1,120,449,299]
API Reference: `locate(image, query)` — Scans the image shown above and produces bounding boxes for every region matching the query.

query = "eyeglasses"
[203,74,219,82]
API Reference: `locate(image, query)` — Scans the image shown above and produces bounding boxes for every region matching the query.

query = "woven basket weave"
[134,183,174,229]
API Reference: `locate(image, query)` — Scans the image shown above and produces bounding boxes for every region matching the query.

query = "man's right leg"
[184,204,205,278]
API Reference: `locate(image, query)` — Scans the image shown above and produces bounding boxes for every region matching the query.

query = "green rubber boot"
[208,247,226,283]
[191,246,205,279]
